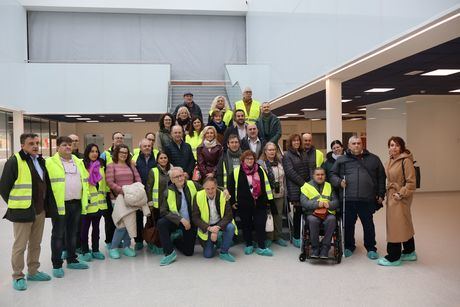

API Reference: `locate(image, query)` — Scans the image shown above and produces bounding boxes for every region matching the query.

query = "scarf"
[88,160,102,186]
[177,117,190,126]
[242,162,261,199]
[332,153,340,160]
[203,139,217,149]
[213,120,225,130]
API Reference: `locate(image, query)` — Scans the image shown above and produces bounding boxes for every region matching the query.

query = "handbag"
[192,165,201,181]
[142,214,161,246]
[265,211,274,232]
[313,207,328,220]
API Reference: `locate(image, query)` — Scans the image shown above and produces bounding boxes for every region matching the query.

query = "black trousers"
[239,204,267,249]
[134,210,144,243]
[51,200,81,268]
[102,196,116,244]
[386,237,415,261]
[293,204,302,240]
[158,217,196,256]
[344,201,377,252]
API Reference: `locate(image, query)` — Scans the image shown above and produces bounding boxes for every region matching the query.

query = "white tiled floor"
[0,192,459,307]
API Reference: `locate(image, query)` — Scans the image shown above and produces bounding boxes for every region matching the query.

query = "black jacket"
[330,149,386,202]
[164,140,196,178]
[256,113,282,144]
[227,165,275,212]
[222,124,246,151]
[0,150,57,222]
[282,148,310,202]
[240,137,266,159]
[173,101,203,121]
[159,181,202,225]
[134,151,157,186]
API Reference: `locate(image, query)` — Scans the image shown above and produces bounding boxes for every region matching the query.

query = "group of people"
[0,87,418,292]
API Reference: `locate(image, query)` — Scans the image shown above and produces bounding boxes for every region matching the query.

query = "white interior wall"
[25,63,171,114]
[366,95,460,192]
[246,0,460,100]
[0,0,27,110]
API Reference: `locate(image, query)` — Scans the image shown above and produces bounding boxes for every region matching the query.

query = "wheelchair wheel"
[299,253,306,262]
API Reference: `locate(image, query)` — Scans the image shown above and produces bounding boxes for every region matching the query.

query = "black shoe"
[320,246,330,259]
[311,248,320,258]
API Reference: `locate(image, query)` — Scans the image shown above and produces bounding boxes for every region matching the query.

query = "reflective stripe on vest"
[234,100,261,124]
[233,166,273,201]
[103,149,113,192]
[46,153,89,215]
[166,180,198,214]
[132,149,159,164]
[151,167,160,208]
[86,167,107,214]
[8,153,33,209]
[300,182,335,215]
[195,190,237,241]
[222,162,227,189]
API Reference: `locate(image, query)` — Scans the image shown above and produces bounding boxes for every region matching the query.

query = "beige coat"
[385,151,416,242]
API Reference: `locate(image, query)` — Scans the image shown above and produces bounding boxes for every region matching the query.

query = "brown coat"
[384,151,416,243]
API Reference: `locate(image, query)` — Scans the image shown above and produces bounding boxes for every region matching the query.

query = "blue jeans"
[203,223,235,258]
[111,228,131,249]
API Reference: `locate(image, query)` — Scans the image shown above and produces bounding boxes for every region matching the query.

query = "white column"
[325,78,342,147]
[12,111,24,152]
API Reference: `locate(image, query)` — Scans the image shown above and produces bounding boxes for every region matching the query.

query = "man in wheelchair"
[300,167,339,259]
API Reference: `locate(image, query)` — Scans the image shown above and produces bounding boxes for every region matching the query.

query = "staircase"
[169,81,231,123]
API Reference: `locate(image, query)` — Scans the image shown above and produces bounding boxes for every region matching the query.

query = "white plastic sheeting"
[28,12,246,80]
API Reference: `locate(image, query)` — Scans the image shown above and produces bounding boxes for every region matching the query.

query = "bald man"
[68,134,83,159]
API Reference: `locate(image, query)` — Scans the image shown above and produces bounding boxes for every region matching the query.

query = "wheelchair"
[298,211,343,264]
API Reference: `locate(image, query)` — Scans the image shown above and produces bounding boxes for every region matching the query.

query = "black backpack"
[402,159,421,189]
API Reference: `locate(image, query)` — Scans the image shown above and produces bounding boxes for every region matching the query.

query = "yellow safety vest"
[234,100,261,124]
[151,167,160,209]
[209,108,234,127]
[46,153,89,215]
[195,190,237,241]
[132,148,159,162]
[185,131,202,160]
[300,182,335,215]
[7,153,33,209]
[166,180,198,214]
[233,166,273,201]
[222,162,228,189]
[314,149,324,167]
[86,167,107,214]
[103,149,113,165]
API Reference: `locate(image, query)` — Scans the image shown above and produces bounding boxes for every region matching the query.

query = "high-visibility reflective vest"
[233,166,273,201]
[150,167,160,209]
[86,167,107,214]
[234,100,261,124]
[314,149,324,167]
[166,180,198,214]
[103,149,113,165]
[185,131,202,160]
[46,153,89,215]
[300,181,335,215]
[132,148,159,162]
[195,190,237,241]
[209,108,234,127]
[7,153,33,209]
[222,162,228,189]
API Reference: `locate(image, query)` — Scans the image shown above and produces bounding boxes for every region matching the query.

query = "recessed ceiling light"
[354,95,361,99]
[421,69,460,76]
[365,88,395,93]
[341,99,352,103]
[378,107,396,110]
[129,118,143,120]
[311,118,321,121]
[98,115,105,118]
[277,116,288,119]
[86,120,99,123]
[133,120,146,123]
[123,114,138,117]
[301,108,318,111]
[77,118,91,120]
[284,113,300,116]
[348,118,362,121]
[65,115,81,118]
[358,108,366,111]
[449,89,460,93]
[342,113,350,115]
[404,70,424,76]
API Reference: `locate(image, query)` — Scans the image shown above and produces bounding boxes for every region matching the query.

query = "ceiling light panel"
[364,88,395,93]
[421,69,460,76]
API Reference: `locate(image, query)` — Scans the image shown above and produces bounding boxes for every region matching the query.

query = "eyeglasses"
[172,174,185,179]
[119,151,129,155]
